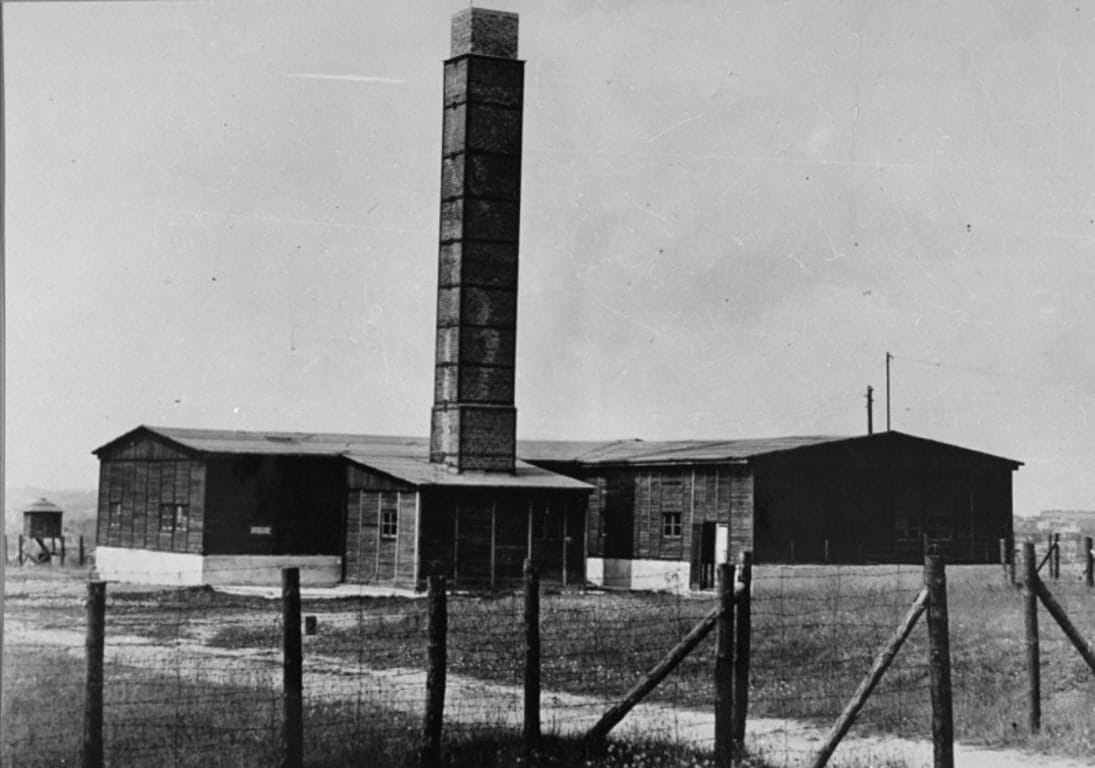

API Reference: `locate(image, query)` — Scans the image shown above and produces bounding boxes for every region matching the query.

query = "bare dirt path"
[9,618,1089,768]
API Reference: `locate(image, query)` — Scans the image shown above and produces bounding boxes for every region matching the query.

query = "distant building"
[22,497,63,539]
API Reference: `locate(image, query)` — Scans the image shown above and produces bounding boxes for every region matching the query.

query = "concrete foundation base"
[93,547,341,587]
[585,557,691,593]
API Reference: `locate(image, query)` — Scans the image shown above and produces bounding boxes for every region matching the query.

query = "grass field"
[4,564,1095,766]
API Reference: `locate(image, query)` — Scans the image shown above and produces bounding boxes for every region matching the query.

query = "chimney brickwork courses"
[430,8,523,472]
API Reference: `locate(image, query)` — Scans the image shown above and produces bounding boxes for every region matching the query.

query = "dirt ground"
[4,568,1092,768]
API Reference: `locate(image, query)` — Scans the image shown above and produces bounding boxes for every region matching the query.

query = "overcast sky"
[6,0,1095,515]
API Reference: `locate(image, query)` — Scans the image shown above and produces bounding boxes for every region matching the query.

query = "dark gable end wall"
[751,438,1016,564]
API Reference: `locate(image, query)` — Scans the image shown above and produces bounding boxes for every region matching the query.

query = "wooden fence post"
[61,535,67,567]
[715,562,736,768]
[282,568,303,768]
[422,575,447,768]
[524,560,541,761]
[1052,533,1061,581]
[83,580,106,768]
[732,552,752,761]
[925,554,954,768]
[17,533,23,566]
[79,535,86,568]
[1000,538,1009,584]
[1085,536,1094,589]
[1022,541,1040,734]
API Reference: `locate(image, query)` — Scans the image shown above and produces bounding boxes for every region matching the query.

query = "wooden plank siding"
[578,464,753,567]
[96,458,205,554]
[414,489,586,591]
[343,465,418,586]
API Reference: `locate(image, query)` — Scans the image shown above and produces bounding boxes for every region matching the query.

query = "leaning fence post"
[84,580,106,768]
[524,559,541,760]
[422,575,447,768]
[282,568,303,768]
[925,554,954,768]
[732,551,752,760]
[1022,541,1041,733]
[715,562,736,768]
[1085,536,1094,589]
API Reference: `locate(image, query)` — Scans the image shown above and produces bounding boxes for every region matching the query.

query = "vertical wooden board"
[359,491,380,582]
[718,468,732,523]
[635,473,651,556]
[120,463,136,548]
[396,492,418,585]
[492,496,529,584]
[133,462,149,549]
[146,464,162,550]
[174,461,190,504]
[106,462,123,546]
[456,498,493,587]
[343,491,361,581]
[730,469,755,556]
[187,464,205,554]
[96,463,109,546]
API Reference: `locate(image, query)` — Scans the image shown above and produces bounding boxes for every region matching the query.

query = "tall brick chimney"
[430,8,523,472]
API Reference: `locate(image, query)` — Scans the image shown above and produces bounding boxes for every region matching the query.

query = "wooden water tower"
[22,497,63,563]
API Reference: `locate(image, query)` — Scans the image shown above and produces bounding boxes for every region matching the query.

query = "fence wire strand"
[4,553,1095,767]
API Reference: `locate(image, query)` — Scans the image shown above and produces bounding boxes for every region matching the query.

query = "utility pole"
[866,385,874,435]
[885,352,893,431]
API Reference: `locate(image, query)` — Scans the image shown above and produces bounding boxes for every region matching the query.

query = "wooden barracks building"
[93,9,1021,590]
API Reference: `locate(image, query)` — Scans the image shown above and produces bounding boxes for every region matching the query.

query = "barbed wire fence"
[4,543,1095,768]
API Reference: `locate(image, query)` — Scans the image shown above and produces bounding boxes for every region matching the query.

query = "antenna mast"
[885,352,893,431]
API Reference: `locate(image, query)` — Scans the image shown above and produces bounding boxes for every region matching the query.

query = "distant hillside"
[1015,510,1095,537]
[5,486,98,541]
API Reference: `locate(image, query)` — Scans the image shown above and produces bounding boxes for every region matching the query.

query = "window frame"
[160,503,187,534]
[380,506,398,539]
[662,511,682,538]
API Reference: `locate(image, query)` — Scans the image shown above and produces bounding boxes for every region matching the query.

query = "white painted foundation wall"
[585,557,691,593]
[94,547,341,587]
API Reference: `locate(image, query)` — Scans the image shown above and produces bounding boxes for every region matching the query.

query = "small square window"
[380,507,398,539]
[662,511,682,538]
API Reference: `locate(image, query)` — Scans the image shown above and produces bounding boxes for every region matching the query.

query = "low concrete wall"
[93,547,342,587]
[586,557,690,593]
[94,547,205,586]
[203,555,341,586]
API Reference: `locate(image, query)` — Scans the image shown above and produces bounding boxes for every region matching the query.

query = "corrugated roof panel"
[345,453,592,490]
[122,426,1021,470]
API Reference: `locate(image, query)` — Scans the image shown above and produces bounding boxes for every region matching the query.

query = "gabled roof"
[521,431,1022,469]
[94,426,591,491]
[23,497,63,514]
[94,425,1022,483]
[517,435,845,465]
